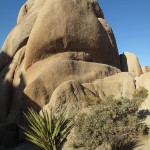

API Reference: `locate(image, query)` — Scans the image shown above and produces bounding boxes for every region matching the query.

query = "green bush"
[132,86,148,99]
[22,108,74,150]
[73,91,149,150]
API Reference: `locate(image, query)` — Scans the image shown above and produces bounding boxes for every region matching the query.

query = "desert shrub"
[73,90,149,150]
[22,108,74,150]
[83,95,101,104]
[132,86,148,99]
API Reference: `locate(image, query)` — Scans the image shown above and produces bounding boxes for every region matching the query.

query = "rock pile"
[0,0,149,149]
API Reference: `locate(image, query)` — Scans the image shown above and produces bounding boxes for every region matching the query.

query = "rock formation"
[142,66,150,73]
[43,72,136,117]
[120,52,143,77]
[24,0,120,69]
[0,0,149,149]
[0,0,121,124]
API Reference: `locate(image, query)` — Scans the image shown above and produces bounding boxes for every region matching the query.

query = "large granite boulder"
[23,60,120,111]
[0,0,121,124]
[1,0,150,149]
[0,46,25,123]
[42,72,136,149]
[134,73,150,150]
[136,73,150,113]
[120,52,143,77]
[42,72,150,150]
[84,72,136,99]
[24,0,120,69]
[0,0,46,123]
[43,72,136,118]
[0,0,46,71]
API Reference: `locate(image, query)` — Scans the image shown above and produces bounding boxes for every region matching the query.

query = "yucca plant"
[22,108,74,150]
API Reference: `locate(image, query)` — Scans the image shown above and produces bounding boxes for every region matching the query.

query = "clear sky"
[0,0,150,66]
[99,0,150,66]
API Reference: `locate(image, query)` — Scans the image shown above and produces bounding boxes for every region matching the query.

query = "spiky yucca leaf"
[23,108,74,150]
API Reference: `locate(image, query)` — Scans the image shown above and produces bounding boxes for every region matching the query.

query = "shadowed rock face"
[0,0,46,71]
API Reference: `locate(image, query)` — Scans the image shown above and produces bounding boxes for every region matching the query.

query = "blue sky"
[99,0,150,66]
[0,0,150,66]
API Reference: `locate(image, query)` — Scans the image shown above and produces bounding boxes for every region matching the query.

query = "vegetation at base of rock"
[84,95,101,104]
[73,87,149,150]
[22,108,74,150]
[132,86,149,100]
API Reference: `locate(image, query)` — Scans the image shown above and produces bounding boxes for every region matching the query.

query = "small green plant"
[73,93,149,150]
[83,95,101,104]
[132,86,148,99]
[23,108,74,150]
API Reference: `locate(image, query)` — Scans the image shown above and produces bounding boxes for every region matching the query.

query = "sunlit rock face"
[120,52,143,77]
[24,0,120,69]
[142,66,150,73]
[0,0,150,149]
[0,0,121,123]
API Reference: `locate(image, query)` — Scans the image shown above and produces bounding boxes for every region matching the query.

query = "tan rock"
[24,0,120,69]
[0,0,45,71]
[43,72,136,150]
[42,80,99,117]
[134,136,150,150]
[142,66,150,74]
[2,0,148,149]
[120,52,143,77]
[83,72,136,100]
[6,47,26,123]
[134,73,150,150]
[23,58,120,110]
[0,47,25,123]
[98,18,120,68]
[136,73,150,112]
[0,0,122,124]
[41,72,136,118]
[17,0,46,24]
[0,25,27,71]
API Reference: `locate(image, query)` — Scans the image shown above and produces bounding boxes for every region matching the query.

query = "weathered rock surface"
[136,73,150,117]
[42,72,136,149]
[42,80,99,117]
[23,59,120,111]
[0,0,46,71]
[84,72,136,99]
[142,66,150,74]
[43,72,150,150]
[43,72,135,116]
[133,73,150,150]
[24,0,120,69]
[0,0,121,124]
[0,46,26,123]
[98,18,120,67]
[0,0,149,149]
[120,52,143,77]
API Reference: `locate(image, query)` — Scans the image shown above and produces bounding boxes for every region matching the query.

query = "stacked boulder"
[0,0,150,149]
[0,0,121,124]
[120,52,143,77]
